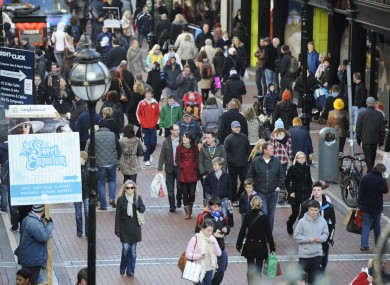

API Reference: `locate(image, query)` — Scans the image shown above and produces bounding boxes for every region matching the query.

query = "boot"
[188,202,194,217]
[184,206,191,220]
[286,220,293,235]
[247,272,253,285]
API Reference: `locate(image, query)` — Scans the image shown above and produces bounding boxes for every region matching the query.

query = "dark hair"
[182,131,195,145]
[196,50,207,62]
[112,38,120,45]
[168,94,176,100]
[261,142,272,151]
[206,97,217,106]
[323,57,331,64]
[16,268,33,283]
[123,124,135,138]
[201,220,215,230]
[331,85,340,93]
[312,181,323,189]
[244,179,253,187]
[98,118,108,128]
[170,123,179,131]
[56,125,65,133]
[353,72,362,80]
[35,49,43,56]
[307,200,320,209]
[342,59,349,66]
[76,268,88,284]
[373,163,386,174]
[106,90,118,101]
[205,130,216,138]
[70,16,78,25]
[208,196,221,206]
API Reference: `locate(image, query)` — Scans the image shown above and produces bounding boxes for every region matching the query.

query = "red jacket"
[352,272,370,285]
[136,99,160,129]
[175,144,199,183]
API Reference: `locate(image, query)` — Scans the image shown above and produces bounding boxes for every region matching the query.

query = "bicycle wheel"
[341,175,360,208]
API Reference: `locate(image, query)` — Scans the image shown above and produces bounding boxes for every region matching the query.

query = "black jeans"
[322,241,330,271]
[299,256,322,284]
[339,137,346,153]
[362,144,377,173]
[287,203,301,225]
[180,182,196,206]
[201,89,210,103]
[228,165,247,202]
[22,265,41,285]
[166,171,182,208]
[247,257,264,274]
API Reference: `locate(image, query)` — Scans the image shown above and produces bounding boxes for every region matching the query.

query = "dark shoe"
[110,200,117,208]
[169,207,176,213]
[126,273,134,277]
[360,247,370,251]
[286,221,293,235]
[120,271,125,276]
[77,233,82,237]
[98,207,107,210]
[232,201,239,207]
[176,200,182,209]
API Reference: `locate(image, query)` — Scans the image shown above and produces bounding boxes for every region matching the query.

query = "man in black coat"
[195,24,215,50]
[352,72,368,131]
[223,69,246,108]
[156,13,171,40]
[218,100,248,144]
[263,37,278,89]
[108,38,127,69]
[279,44,296,92]
[356,97,385,173]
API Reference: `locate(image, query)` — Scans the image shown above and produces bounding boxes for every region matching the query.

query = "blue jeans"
[74,198,89,236]
[352,106,365,134]
[1,183,8,212]
[97,165,117,208]
[255,68,266,96]
[197,270,213,285]
[361,211,381,248]
[142,128,157,162]
[120,242,137,275]
[54,51,64,68]
[257,191,278,232]
[122,35,133,51]
[220,198,228,218]
[212,250,228,285]
[264,69,275,88]
[138,33,148,48]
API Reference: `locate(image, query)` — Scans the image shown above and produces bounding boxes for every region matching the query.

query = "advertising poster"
[103,7,121,28]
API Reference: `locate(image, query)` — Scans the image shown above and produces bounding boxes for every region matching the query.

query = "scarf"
[66,41,75,53]
[125,193,134,217]
[209,206,222,221]
[197,231,218,282]
[183,142,191,149]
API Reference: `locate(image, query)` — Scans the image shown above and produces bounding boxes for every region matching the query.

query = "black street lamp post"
[300,0,310,130]
[69,48,111,285]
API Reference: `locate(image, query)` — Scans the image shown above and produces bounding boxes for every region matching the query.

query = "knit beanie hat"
[32,205,45,212]
[282,90,292,101]
[274,118,284,129]
[333,98,344,110]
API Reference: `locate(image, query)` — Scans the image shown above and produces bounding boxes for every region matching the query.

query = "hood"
[205,104,218,110]
[144,98,158,104]
[282,101,296,112]
[167,102,180,108]
[330,92,339,98]
[228,74,240,80]
[303,212,321,223]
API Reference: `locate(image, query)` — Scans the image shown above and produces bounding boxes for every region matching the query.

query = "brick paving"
[1,68,390,285]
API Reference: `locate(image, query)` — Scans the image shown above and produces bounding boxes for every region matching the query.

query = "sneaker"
[232,201,239,207]
[360,247,370,251]
[149,156,153,163]
[10,227,18,233]
[286,221,293,235]
[98,207,107,210]
[0,210,7,214]
[77,233,82,237]
[169,207,176,213]
[145,161,151,166]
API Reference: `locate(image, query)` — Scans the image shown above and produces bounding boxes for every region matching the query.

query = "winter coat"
[201,45,216,62]
[356,106,385,146]
[263,44,277,71]
[213,53,225,78]
[327,110,349,138]
[75,111,102,143]
[96,32,113,53]
[70,100,87,131]
[128,92,144,126]
[254,46,265,69]
[127,47,146,75]
[170,19,188,42]
[159,102,183,128]
[358,171,388,214]
[271,132,292,165]
[234,44,246,77]
[273,101,298,129]
[115,195,145,243]
[239,191,259,214]
[195,60,215,89]
[195,32,215,50]
[119,137,142,175]
[264,91,279,113]
[93,127,122,165]
[177,40,198,61]
[294,212,329,258]
[236,209,275,259]
[100,100,125,133]
[321,92,346,120]
[175,72,198,99]
[247,155,285,194]
[222,56,238,83]
[307,49,320,75]
[158,135,180,173]
[146,68,167,100]
[216,38,232,53]
[218,109,248,144]
[246,118,260,144]
[164,64,182,89]
[81,164,89,200]
[285,163,313,203]
[108,45,127,68]
[288,125,313,159]
[35,56,47,80]
[16,212,54,266]
[201,104,221,132]
[175,145,199,183]
[223,74,246,107]
[203,171,232,200]
[198,143,227,176]
[177,119,203,144]
[224,133,251,168]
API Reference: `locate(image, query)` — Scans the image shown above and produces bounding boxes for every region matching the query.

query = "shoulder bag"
[135,196,145,225]
[136,130,146,157]
[181,235,201,283]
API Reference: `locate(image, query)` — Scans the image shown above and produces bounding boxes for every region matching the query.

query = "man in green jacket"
[159,95,183,138]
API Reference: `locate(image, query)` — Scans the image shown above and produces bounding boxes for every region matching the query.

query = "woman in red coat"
[175,131,199,220]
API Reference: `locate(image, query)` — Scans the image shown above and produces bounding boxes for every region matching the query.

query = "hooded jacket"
[224,74,246,106]
[198,142,227,175]
[136,98,160,129]
[164,63,182,89]
[294,212,329,258]
[201,104,221,133]
[159,102,183,128]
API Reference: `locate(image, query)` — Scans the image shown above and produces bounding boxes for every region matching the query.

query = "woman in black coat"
[127,82,145,127]
[285,151,313,235]
[115,180,145,277]
[146,62,167,102]
[236,196,276,274]
[213,48,225,79]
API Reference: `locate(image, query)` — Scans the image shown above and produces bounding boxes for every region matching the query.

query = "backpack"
[71,25,81,42]
[287,56,299,75]
[200,61,212,79]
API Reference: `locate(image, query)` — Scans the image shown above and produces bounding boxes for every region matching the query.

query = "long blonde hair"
[251,196,262,210]
[293,151,306,165]
[120,180,139,200]
[248,139,266,161]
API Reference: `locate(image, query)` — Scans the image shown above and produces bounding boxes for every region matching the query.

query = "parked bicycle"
[338,153,365,208]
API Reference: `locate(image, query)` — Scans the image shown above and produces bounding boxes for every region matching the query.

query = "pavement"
[1,43,390,285]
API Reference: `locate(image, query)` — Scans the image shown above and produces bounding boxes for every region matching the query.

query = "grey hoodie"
[294,212,329,258]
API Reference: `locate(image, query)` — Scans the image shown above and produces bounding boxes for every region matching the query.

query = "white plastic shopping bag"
[151,173,168,197]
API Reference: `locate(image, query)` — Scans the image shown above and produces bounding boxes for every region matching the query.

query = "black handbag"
[227,206,234,228]
[136,134,145,157]
[346,209,362,234]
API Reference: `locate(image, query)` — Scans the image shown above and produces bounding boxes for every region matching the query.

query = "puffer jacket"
[16,212,54,266]
[94,127,122,166]
[247,155,285,194]
[273,101,298,129]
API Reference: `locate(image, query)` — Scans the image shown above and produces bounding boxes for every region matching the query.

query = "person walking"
[327,99,349,153]
[247,142,284,231]
[74,151,89,238]
[175,131,199,220]
[273,90,298,130]
[185,220,222,285]
[352,72,368,132]
[285,152,313,235]
[218,100,248,144]
[223,69,246,108]
[254,38,266,97]
[127,39,147,76]
[15,205,54,285]
[358,163,388,251]
[115,180,145,277]
[356,97,385,173]
[288,117,313,162]
[159,95,183,138]
[236,196,276,282]
[271,118,292,173]
[263,37,278,88]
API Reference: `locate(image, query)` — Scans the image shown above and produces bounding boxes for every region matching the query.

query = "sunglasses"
[18,124,32,129]
[126,186,135,190]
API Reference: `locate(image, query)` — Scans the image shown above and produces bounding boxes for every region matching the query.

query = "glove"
[45,217,53,223]
[329,239,334,246]
[115,232,120,237]
[236,244,242,253]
